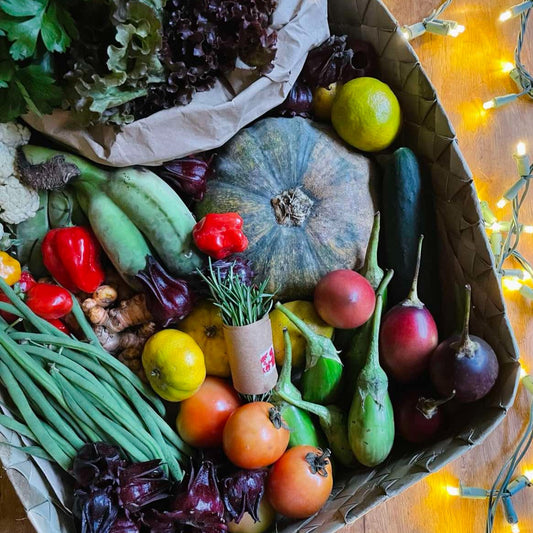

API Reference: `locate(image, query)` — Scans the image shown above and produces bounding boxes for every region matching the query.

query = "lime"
[331,77,401,152]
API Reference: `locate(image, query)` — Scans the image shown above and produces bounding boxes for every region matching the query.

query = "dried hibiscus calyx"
[220,468,268,524]
[71,442,126,489]
[157,154,215,203]
[136,255,196,327]
[148,459,227,532]
[274,81,313,118]
[117,460,170,513]
[301,35,378,88]
[209,256,255,287]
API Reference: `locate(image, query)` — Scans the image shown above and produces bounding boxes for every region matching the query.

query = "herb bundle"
[198,258,275,327]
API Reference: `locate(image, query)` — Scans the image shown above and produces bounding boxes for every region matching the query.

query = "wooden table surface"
[1,1,532,532]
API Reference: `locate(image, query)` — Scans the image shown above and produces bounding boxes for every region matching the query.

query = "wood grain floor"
[1,0,532,532]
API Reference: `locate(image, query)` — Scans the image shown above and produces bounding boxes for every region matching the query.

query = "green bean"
[0,338,64,406]
[0,361,71,470]
[119,378,182,481]
[40,420,77,459]
[0,302,22,318]
[0,414,36,440]
[48,397,95,442]
[8,331,165,415]
[51,368,151,463]
[2,353,85,450]
[117,378,192,457]
[58,366,164,464]
[0,443,53,461]
[70,296,102,346]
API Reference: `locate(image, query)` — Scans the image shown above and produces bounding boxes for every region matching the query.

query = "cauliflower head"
[0,122,39,224]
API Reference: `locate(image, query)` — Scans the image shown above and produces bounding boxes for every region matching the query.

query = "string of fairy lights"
[401,1,533,532]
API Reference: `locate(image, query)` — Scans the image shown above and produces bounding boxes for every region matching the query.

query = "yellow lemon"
[142,329,206,402]
[269,301,334,367]
[312,83,338,121]
[331,77,401,152]
[178,300,230,378]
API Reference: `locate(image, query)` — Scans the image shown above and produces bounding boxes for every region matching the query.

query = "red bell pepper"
[46,318,70,334]
[192,212,248,260]
[26,283,73,320]
[0,270,36,322]
[42,226,104,293]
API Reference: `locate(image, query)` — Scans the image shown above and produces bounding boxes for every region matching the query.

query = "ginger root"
[95,322,156,353]
[86,293,151,333]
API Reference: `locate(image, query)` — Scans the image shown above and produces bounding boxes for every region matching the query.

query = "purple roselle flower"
[158,154,215,202]
[71,443,126,490]
[275,81,313,118]
[209,256,255,287]
[136,256,196,327]
[220,468,268,524]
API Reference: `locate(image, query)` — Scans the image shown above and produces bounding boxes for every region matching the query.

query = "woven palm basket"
[0,0,520,532]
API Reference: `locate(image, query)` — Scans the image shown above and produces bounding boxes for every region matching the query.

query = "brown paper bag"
[223,314,278,395]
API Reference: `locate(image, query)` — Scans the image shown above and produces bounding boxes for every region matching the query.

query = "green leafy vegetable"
[0,0,76,59]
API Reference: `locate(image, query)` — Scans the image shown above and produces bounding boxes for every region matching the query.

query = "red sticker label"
[260,346,276,374]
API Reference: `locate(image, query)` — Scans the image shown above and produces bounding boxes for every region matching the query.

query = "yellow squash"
[142,329,206,402]
[178,300,230,377]
[269,300,334,367]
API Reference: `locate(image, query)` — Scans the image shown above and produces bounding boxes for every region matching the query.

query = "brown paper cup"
[223,314,278,395]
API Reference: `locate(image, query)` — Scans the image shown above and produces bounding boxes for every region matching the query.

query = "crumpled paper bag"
[24,0,329,168]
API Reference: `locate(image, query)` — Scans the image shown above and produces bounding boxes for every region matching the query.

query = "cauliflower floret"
[0,121,39,224]
[0,175,39,224]
[0,122,31,149]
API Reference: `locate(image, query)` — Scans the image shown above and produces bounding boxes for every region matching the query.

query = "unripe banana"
[74,180,151,286]
[105,168,202,275]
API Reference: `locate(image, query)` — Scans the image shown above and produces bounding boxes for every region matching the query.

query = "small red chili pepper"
[46,318,70,334]
[192,212,248,260]
[18,271,36,293]
[26,283,73,320]
[41,226,105,293]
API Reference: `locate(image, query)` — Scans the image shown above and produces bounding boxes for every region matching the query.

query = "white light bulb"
[516,142,527,156]
[483,99,496,110]
[497,198,508,209]
[446,485,460,496]
[500,10,512,21]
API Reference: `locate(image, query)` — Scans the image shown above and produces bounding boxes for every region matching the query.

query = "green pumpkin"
[196,117,378,300]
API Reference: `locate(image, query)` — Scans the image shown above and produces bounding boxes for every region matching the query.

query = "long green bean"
[0,361,71,470]
[2,354,85,450]
[0,414,36,440]
[0,443,53,461]
[58,367,165,465]
[0,336,65,406]
[8,331,164,415]
[51,368,151,463]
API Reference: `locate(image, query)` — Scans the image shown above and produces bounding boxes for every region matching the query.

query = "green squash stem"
[274,302,343,404]
[348,293,395,467]
[274,330,355,467]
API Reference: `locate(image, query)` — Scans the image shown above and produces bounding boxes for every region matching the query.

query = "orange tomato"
[222,402,290,469]
[176,377,241,448]
[265,445,333,519]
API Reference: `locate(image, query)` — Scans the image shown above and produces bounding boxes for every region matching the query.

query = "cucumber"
[381,147,440,316]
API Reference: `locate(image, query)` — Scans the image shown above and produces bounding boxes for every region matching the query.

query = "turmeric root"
[87,294,152,333]
[95,322,157,353]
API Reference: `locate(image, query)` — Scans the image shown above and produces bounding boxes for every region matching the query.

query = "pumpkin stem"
[271,187,314,227]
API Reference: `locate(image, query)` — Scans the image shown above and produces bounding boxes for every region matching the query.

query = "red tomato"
[26,283,73,319]
[265,445,333,519]
[222,402,290,469]
[314,269,375,329]
[176,377,241,448]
